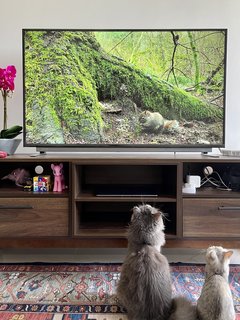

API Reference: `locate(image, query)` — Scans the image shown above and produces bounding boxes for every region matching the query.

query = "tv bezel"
[22,28,227,153]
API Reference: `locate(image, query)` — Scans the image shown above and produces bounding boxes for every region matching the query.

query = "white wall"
[1,0,240,153]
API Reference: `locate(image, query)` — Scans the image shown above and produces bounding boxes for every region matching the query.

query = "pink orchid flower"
[0,65,17,130]
[0,65,16,91]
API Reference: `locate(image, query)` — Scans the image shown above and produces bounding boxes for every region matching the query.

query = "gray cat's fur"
[117,204,172,320]
[197,246,235,320]
[168,296,197,320]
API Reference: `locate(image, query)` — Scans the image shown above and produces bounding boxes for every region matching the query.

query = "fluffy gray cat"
[168,296,197,320]
[197,246,235,320]
[117,204,172,320]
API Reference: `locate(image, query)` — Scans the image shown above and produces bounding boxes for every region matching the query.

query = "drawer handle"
[0,205,34,210]
[218,206,240,211]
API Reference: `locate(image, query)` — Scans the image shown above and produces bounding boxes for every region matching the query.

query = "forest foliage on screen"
[95,30,225,94]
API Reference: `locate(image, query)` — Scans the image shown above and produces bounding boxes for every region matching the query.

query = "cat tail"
[168,296,198,320]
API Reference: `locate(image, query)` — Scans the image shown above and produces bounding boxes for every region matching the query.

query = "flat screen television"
[22,29,227,152]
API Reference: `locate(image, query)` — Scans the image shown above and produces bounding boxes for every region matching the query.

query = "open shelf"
[0,161,70,195]
[183,161,240,197]
[72,163,178,239]
[73,201,177,238]
[74,164,177,198]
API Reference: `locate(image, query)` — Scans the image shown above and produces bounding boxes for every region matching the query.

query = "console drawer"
[183,198,240,237]
[0,198,69,237]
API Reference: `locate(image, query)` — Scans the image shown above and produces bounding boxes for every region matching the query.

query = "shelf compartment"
[0,161,70,193]
[183,162,240,191]
[183,161,240,197]
[73,201,177,238]
[74,164,177,198]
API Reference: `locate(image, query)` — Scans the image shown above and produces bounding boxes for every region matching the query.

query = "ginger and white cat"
[197,246,235,320]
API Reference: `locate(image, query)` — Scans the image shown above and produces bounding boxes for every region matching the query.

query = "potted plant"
[0,65,22,154]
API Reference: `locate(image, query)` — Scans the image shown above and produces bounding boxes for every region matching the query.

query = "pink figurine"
[51,163,65,192]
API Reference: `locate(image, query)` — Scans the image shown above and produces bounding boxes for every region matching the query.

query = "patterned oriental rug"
[0,263,239,320]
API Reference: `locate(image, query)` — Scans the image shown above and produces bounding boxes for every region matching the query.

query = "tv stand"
[0,153,240,248]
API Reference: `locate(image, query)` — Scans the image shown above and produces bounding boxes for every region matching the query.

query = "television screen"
[22,29,227,152]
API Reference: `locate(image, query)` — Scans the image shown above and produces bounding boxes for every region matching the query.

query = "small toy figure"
[51,163,65,192]
[24,178,33,192]
[1,168,30,187]
[33,175,51,192]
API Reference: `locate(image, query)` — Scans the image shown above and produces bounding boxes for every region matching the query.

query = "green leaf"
[0,126,23,139]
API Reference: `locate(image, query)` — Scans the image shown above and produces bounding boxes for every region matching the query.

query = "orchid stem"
[3,90,7,130]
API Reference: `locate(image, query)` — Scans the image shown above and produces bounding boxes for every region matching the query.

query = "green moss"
[83,45,222,122]
[25,31,103,143]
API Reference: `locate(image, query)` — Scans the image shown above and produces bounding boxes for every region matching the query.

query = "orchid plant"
[0,65,22,139]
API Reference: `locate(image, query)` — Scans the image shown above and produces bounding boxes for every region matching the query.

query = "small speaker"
[203,166,213,176]
[35,165,44,175]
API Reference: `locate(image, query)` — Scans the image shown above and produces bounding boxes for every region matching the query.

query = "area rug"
[0,263,239,320]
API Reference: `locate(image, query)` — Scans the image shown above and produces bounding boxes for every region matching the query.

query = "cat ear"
[131,206,140,221]
[152,212,161,221]
[150,207,160,215]
[151,208,162,221]
[207,250,217,260]
[224,250,233,260]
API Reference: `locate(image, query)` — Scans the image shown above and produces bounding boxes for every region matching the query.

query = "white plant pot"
[0,139,21,155]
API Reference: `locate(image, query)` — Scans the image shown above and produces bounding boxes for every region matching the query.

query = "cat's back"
[197,275,235,320]
[119,244,172,295]
[128,244,171,281]
[117,245,172,320]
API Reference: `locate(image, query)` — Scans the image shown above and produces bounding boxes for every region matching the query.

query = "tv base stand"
[0,153,240,248]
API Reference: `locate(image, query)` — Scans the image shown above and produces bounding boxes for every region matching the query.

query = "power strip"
[220,149,240,157]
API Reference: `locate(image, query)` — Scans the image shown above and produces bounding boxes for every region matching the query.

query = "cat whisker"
[161,211,170,222]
